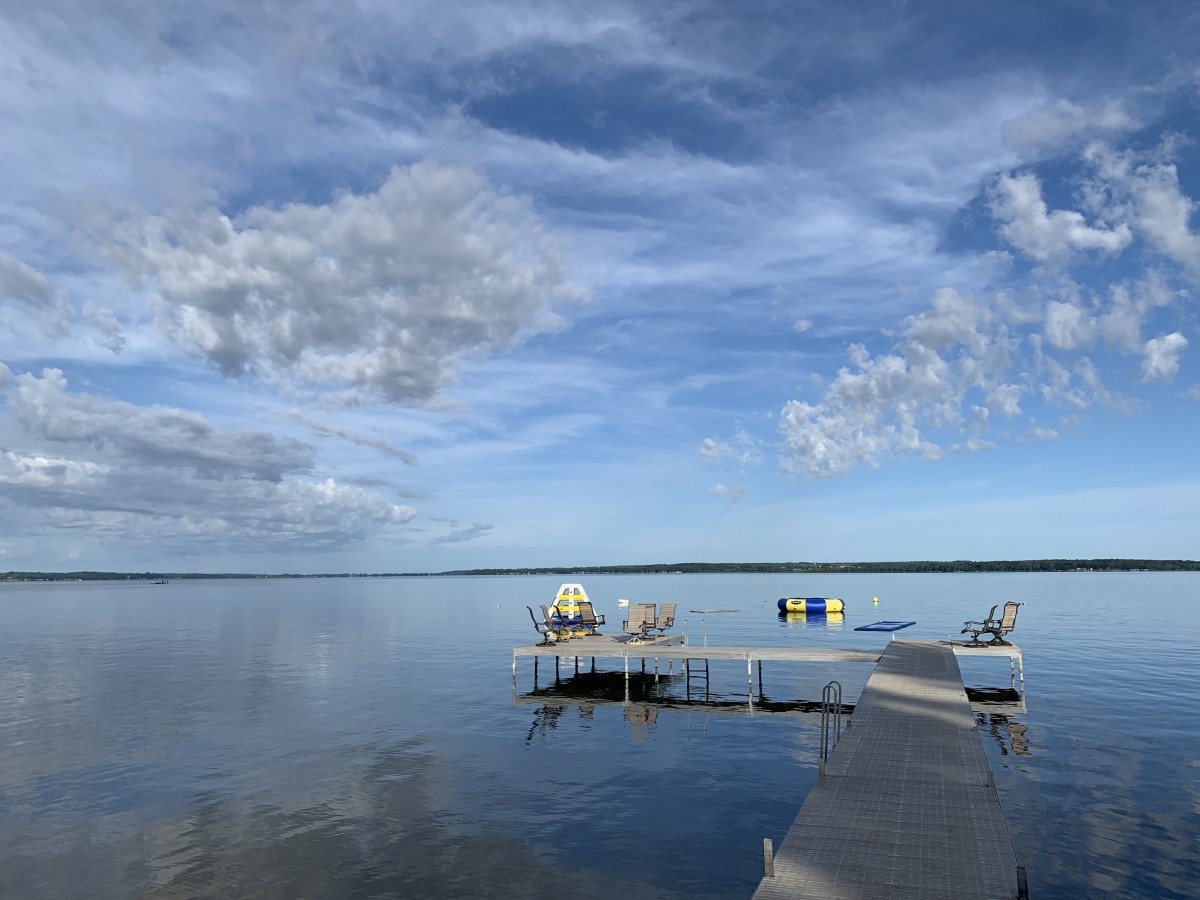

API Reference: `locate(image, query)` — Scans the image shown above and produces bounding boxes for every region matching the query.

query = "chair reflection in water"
[962,601,1022,646]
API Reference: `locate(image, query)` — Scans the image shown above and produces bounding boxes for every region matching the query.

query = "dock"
[512,633,882,701]
[752,640,1023,899]
[512,632,1025,897]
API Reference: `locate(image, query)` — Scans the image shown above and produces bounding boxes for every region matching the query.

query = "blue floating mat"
[854,621,916,632]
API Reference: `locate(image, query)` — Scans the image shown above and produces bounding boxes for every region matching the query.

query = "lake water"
[1,573,1197,898]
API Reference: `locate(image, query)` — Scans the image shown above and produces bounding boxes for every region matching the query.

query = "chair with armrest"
[538,604,573,642]
[577,600,605,635]
[623,603,655,642]
[653,602,676,635]
[961,602,1021,646]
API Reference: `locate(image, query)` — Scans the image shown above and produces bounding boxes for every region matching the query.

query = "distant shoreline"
[4,558,1199,581]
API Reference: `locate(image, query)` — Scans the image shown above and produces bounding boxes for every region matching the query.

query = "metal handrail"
[819,680,843,774]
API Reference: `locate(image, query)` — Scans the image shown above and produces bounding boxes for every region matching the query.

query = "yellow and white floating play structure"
[547,583,601,638]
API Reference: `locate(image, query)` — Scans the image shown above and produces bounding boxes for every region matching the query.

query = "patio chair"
[577,600,605,635]
[962,605,997,641]
[527,605,554,645]
[652,602,676,634]
[962,601,1022,646]
[623,603,655,642]
[538,604,573,642]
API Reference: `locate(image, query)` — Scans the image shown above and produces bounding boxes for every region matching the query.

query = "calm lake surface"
[1,573,1198,898]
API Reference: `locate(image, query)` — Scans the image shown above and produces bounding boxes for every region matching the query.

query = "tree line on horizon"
[4,558,1199,582]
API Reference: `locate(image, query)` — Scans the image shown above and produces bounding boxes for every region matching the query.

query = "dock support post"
[763,838,775,878]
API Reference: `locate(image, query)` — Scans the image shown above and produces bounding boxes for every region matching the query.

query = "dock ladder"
[819,680,842,775]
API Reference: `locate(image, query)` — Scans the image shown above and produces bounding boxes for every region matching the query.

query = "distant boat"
[617,598,629,606]
[152,579,169,585]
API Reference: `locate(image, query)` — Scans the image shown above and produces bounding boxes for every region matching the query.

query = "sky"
[2,0,1200,573]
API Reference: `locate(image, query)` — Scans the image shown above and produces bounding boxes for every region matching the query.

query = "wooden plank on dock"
[753,640,1021,900]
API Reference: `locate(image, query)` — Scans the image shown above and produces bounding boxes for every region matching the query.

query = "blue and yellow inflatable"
[777,597,844,614]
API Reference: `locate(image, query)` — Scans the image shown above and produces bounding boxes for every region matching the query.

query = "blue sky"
[2,0,1199,573]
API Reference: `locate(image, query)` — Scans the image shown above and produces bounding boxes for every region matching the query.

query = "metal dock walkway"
[753,640,1023,900]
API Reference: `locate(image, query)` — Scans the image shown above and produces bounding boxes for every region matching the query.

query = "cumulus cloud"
[778,288,1052,478]
[1085,145,1200,272]
[985,384,1023,418]
[708,483,746,503]
[1141,332,1187,381]
[990,172,1132,263]
[793,318,813,332]
[1002,99,1136,155]
[99,162,586,404]
[699,430,761,468]
[0,368,416,554]
[1043,300,1094,350]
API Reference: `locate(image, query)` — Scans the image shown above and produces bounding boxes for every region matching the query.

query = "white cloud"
[1027,426,1061,441]
[990,172,1132,263]
[1097,286,1143,352]
[1002,99,1136,155]
[1043,300,1094,350]
[429,521,494,544]
[793,318,813,332]
[0,252,51,307]
[97,162,586,404]
[0,368,417,555]
[779,288,1016,478]
[902,287,991,351]
[1085,143,1200,272]
[296,415,419,465]
[986,384,1023,418]
[700,429,762,470]
[708,483,746,503]
[779,350,946,479]
[1141,332,1188,381]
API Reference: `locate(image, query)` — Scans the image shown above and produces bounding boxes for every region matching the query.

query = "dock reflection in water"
[967,686,1032,756]
[516,668,857,742]
[778,611,845,629]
